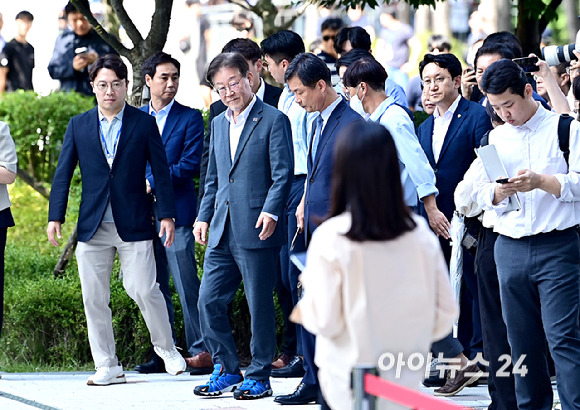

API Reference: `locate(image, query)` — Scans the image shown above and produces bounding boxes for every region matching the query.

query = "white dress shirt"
[279,85,312,175]
[255,77,265,102]
[433,95,461,162]
[472,104,580,238]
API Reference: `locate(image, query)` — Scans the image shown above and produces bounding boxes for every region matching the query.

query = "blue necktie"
[310,115,323,160]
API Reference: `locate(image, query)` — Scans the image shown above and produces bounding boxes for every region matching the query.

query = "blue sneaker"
[233,378,273,400]
[193,364,243,396]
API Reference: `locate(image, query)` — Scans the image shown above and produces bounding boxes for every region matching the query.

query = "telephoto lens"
[541,30,580,66]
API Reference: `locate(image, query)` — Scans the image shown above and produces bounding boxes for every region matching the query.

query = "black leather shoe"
[274,382,318,405]
[135,352,165,374]
[271,355,305,378]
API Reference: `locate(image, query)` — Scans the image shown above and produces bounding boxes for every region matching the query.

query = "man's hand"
[193,221,209,245]
[295,194,305,233]
[72,54,90,71]
[47,221,62,247]
[493,176,519,205]
[256,213,277,241]
[159,218,175,248]
[146,179,152,194]
[510,169,561,196]
[423,194,451,239]
[461,67,477,101]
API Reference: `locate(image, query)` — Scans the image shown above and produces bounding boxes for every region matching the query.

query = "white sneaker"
[87,365,126,386]
[154,345,186,375]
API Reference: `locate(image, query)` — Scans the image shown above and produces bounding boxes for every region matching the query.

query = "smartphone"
[74,46,88,55]
[512,56,539,73]
[496,178,510,184]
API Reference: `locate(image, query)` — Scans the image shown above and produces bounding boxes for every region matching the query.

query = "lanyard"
[100,119,122,166]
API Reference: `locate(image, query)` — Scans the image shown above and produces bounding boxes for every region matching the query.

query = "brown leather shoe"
[433,363,483,397]
[271,353,292,369]
[185,351,213,375]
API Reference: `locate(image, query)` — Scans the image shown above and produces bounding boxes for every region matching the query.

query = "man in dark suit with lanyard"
[198,38,282,204]
[47,54,186,386]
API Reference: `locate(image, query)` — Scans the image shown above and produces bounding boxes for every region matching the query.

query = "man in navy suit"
[134,52,210,375]
[47,54,186,386]
[198,38,282,204]
[417,52,492,396]
[193,52,293,400]
[275,52,362,406]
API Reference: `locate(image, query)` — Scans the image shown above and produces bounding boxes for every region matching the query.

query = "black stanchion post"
[352,364,377,410]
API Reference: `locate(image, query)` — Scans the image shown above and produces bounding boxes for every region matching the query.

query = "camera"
[541,30,580,66]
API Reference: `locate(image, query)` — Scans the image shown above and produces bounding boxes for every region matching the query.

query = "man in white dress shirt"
[474,58,580,410]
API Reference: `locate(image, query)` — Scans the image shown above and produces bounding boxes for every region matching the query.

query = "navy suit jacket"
[198,98,293,249]
[141,102,204,227]
[305,99,363,236]
[48,104,176,242]
[198,81,283,205]
[417,96,492,222]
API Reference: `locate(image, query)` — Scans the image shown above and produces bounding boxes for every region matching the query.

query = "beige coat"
[292,213,457,410]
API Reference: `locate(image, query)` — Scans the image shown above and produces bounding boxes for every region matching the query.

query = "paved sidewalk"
[0,370,559,409]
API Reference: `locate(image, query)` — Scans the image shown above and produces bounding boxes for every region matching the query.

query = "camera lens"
[541,43,577,66]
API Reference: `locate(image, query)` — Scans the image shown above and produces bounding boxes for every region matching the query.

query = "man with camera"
[473,58,580,410]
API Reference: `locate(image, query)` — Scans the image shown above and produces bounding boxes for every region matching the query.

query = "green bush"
[0,90,95,184]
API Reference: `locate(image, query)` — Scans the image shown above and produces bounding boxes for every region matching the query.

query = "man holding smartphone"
[48,0,116,96]
[473,58,580,409]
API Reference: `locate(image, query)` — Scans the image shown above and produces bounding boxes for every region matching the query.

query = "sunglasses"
[322,35,336,42]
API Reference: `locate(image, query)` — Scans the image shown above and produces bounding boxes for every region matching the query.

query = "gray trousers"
[76,222,174,367]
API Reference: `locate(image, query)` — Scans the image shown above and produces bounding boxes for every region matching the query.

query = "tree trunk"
[564,0,580,42]
[414,5,431,35]
[16,168,50,200]
[432,2,451,39]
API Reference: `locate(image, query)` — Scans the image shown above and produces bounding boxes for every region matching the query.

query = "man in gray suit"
[193,52,293,400]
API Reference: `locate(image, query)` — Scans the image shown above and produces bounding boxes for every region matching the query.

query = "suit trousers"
[76,222,174,367]
[199,218,278,380]
[276,175,306,357]
[154,215,206,355]
[495,229,580,410]
[475,227,517,410]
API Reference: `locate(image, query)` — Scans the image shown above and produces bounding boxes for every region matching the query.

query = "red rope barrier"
[364,373,470,410]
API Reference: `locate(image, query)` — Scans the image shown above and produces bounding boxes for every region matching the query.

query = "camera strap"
[557,113,573,169]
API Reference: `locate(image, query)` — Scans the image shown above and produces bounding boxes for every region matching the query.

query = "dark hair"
[573,75,580,101]
[343,57,387,91]
[261,30,305,63]
[206,52,249,87]
[474,43,515,70]
[482,31,523,58]
[327,122,416,241]
[334,26,371,54]
[485,100,504,124]
[427,34,451,52]
[142,52,181,81]
[16,10,34,21]
[554,61,570,76]
[222,38,262,63]
[321,17,345,32]
[89,54,128,81]
[480,59,527,97]
[285,53,331,87]
[419,53,462,79]
[65,0,89,16]
[335,48,374,72]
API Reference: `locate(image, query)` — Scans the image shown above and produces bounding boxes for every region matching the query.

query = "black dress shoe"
[274,382,318,405]
[135,352,165,374]
[271,355,305,378]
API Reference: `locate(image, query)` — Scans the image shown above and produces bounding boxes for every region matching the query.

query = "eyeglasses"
[420,76,451,88]
[566,66,580,75]
[215,80,242,96]
[322,35,336,42]
[94,81,125,92]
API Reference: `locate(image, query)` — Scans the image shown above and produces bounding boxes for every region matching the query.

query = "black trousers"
[0,227,7,341]
[475,227,517,410]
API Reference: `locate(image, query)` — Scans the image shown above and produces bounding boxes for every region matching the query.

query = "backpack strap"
[479,130,491,147]
[558,114,573,169]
